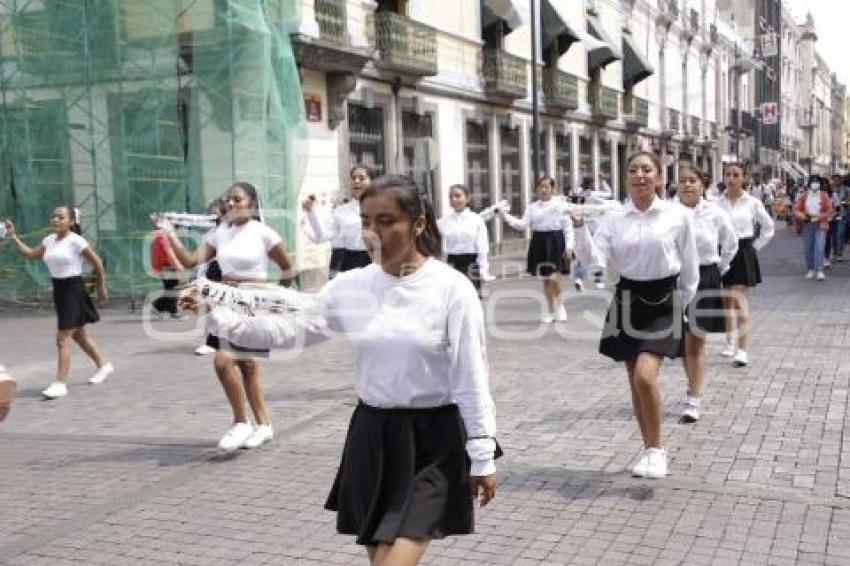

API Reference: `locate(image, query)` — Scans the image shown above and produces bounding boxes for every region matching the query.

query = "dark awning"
[540,0,580,56]
[586,16,621,72]
[622,32,653,87]
[482,0,528,34]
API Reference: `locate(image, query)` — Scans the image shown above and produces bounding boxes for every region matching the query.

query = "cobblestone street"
[3,224,850,565]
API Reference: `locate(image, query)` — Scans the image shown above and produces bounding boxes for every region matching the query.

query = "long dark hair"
[361,175,442,257]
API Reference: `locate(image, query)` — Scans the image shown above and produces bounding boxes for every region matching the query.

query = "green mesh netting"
[0,0,307,301]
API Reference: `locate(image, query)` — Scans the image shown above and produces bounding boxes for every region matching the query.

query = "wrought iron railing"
[543,69,578,110]
[623,95,649,127]
[315,0,347,44]
[370,11,437,76]
[481,48,527,99]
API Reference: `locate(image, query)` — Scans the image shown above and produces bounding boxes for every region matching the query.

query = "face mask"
[810,182,820,191]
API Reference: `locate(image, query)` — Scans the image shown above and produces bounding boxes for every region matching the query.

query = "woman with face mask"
[716,162,775,368]
[572,151,699,479]
[676,165,738,423]
[794,175,832,281]
[497,176,574,323]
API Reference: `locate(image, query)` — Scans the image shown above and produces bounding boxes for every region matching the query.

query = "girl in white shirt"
[438,184,490,297]
[498,176,574,323]
[572,151,699,479]
[182,175,498,565]
[5,207,113,400]
[716,162,775,368]
[302,165,372,277]
[155,182,295,452]
[677,165,739,424]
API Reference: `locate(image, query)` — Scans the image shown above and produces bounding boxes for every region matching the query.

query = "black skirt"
[527,230,569,276]
[599,275,684,362]
[446,253,481,291]
[325,402,475,546]
[52,276,99,331]
[687,264,727,335]
[722,238,762,287]
[330,248,372,275]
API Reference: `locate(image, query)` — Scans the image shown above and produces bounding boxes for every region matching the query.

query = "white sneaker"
[643,448,668,479]
[194,344,216,356]
[816,271,826,281]
[720,342,736,357]
[680,403,700,423]
[217,422,255,451]
[595,280,606,290]
[88,362,114,384]
[243,424,273,448]
[574,279,584,292]
[555,306,568,322]
[805,270,815,280]
[631,449,649,477]
[42,381,68,399]
[732,349,749,367]
[541,312,555,324]
[823,259,831,268]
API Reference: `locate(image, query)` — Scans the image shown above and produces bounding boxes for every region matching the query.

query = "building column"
[489,113,501,246]
[571,126,581,190]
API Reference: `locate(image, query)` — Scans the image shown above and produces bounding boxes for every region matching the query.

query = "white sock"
[687,396,701,408]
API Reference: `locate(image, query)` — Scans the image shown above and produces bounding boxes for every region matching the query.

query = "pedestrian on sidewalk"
[497,175,574,323]
[438,184,490,297]
[152,182,295,452]
[717,162,775,368]
[186,175,499,566]
[3,208,113,399]
[572,151,699,479]
[676,165,738,423]
[301,165,373,279]
[825,174,844,264]
[194,197,226,356]
[794,175,832,281]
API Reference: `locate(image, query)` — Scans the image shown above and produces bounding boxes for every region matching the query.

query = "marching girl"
[4,207,114,399]
[184,175,498,566]
[716,162,775,368]
[194,198,226,356]
[572,151,699,478]
[676,165,739,423]
[302,165,372,278]
[438,184,490,297]
[497,175,574,323]
[153,182,294,451]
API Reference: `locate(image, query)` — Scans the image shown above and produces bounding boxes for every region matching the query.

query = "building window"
[528,126,548,186]
[348,103,385,176]
[465,119,491,211]
[599,139,612,191]
[579,135,592,188]
[500,123,523,240]
[402,110,437,210]
[555,132,572,193]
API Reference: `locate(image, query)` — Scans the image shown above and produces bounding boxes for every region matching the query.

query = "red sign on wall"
[304,94,322,122]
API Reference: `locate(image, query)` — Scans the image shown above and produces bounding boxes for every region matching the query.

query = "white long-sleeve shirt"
[205,259,498,476]
[501,199,575,250]
[683,200,739,274]
[438,208,490,276]
[303,199,366,251]
[716,192,775,250]
[574,196,700,306]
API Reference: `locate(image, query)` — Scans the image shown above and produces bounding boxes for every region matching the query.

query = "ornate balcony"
[709,121,718,140]
[666,108,681,134]
[689,115,701,138]
[623,95,648,128]
[543,69,578,111]
[370,11,437,77]
[291,0,373,75]
[588,83,619,120]
[481,48,528,99]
